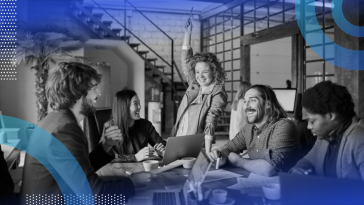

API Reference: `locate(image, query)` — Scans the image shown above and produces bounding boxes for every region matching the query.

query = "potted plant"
[15,23,88,121]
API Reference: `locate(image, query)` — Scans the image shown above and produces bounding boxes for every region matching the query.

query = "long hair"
[188,52,226,85]
[232,81,251,111]
[112,89,137,154]
[46,62,101,110]
[248,84,287,121]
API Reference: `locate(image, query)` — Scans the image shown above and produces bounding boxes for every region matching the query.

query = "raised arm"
[181,19,196,87]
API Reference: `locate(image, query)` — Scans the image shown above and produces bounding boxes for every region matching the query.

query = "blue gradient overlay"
[295,0,364,70]
[1,115,94,205]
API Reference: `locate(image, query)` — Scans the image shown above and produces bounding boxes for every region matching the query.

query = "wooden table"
[97,162,271,205]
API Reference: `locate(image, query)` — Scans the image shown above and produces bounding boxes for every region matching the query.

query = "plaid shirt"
[221,118,299,172]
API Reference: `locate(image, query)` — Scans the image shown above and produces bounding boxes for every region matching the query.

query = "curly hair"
[46,62,101,110]
[302,81,355,118]
[188,52,226,85]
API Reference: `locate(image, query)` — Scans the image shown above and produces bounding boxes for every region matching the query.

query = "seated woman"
[107,89,166,162]
[171,19,227,153]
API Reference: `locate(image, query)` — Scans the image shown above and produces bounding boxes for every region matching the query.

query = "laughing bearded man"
[210,85,300,176]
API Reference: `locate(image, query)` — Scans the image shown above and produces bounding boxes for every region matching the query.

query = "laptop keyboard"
[152,192,177,205]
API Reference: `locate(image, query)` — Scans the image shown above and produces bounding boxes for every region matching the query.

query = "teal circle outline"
[295,0,364,70]
[332,0,364,37]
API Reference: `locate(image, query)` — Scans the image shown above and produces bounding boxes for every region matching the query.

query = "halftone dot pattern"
[25,194,126,205]
[0,0,16,81]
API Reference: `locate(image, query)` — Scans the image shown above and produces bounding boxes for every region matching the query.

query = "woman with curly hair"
[171,18,228,153]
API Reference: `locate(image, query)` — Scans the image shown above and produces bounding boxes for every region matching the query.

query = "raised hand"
[184,18,193,34]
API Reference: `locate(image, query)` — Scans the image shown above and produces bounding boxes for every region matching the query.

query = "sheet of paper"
[227,183,242,190]
[237,175,279,196]
[203,170,243,183]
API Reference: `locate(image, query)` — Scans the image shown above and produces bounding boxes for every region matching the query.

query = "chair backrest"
[296,119,316,158]
[83,108,112,153]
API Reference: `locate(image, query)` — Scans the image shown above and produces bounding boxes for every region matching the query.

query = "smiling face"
[129,95,141,121]
[305,109,337,139]
[195,62,214,88]
[80,80,101,116]
[243,88,268,127]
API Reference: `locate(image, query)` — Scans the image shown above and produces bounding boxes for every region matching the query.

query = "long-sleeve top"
[221,118,300,172]
[115,119,166,162]
[171,48,227,140]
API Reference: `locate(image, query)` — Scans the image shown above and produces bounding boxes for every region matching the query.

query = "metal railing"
[75,0,189,121]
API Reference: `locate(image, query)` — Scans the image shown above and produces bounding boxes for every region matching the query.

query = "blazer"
[171,48,228,138]
[0,146,14,196]
[293,116,364,180]
[21,109,135,198]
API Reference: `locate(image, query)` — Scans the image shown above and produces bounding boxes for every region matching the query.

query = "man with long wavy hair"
[210,85,300,176]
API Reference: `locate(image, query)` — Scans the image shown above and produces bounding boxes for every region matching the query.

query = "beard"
[79,97,96,117]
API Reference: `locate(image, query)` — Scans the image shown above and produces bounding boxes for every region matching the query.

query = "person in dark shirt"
[0,145,15,204]
[291,81,364,180]
[107,89,166,162]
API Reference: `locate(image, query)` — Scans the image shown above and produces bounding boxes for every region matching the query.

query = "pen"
[189,182,197,199]
[197,182,203,201]
[216,152,221,169]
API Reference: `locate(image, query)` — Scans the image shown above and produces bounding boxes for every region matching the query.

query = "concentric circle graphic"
[295,0,364,70]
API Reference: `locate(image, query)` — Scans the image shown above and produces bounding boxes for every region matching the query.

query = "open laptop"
[160,134,205,166]
[129,150,212,205]
[280,172,364,205]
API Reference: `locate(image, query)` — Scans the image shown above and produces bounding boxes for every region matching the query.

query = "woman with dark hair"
[106,89,166,162]
[171,18,227,153]
[229,81,251,140]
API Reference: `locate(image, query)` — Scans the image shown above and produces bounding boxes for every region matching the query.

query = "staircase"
[215,110,230,137]
[70,0,188,122]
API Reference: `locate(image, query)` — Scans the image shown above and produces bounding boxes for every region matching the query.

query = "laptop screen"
[182,150,212,203]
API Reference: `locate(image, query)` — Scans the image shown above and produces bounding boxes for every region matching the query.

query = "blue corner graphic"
[1,115,94,205]
[295,0,364,70]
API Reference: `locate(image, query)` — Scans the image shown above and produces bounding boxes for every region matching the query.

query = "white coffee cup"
[262,183,281,200]
[143,160,159,172]
[181,157,196,169]
[212,189,227,203]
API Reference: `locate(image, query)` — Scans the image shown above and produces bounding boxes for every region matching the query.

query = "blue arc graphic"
[1,115,94,205]
[332,0,364,37]
[295,0,364,70]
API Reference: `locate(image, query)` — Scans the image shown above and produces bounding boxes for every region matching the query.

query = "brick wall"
[99,9,201,82]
